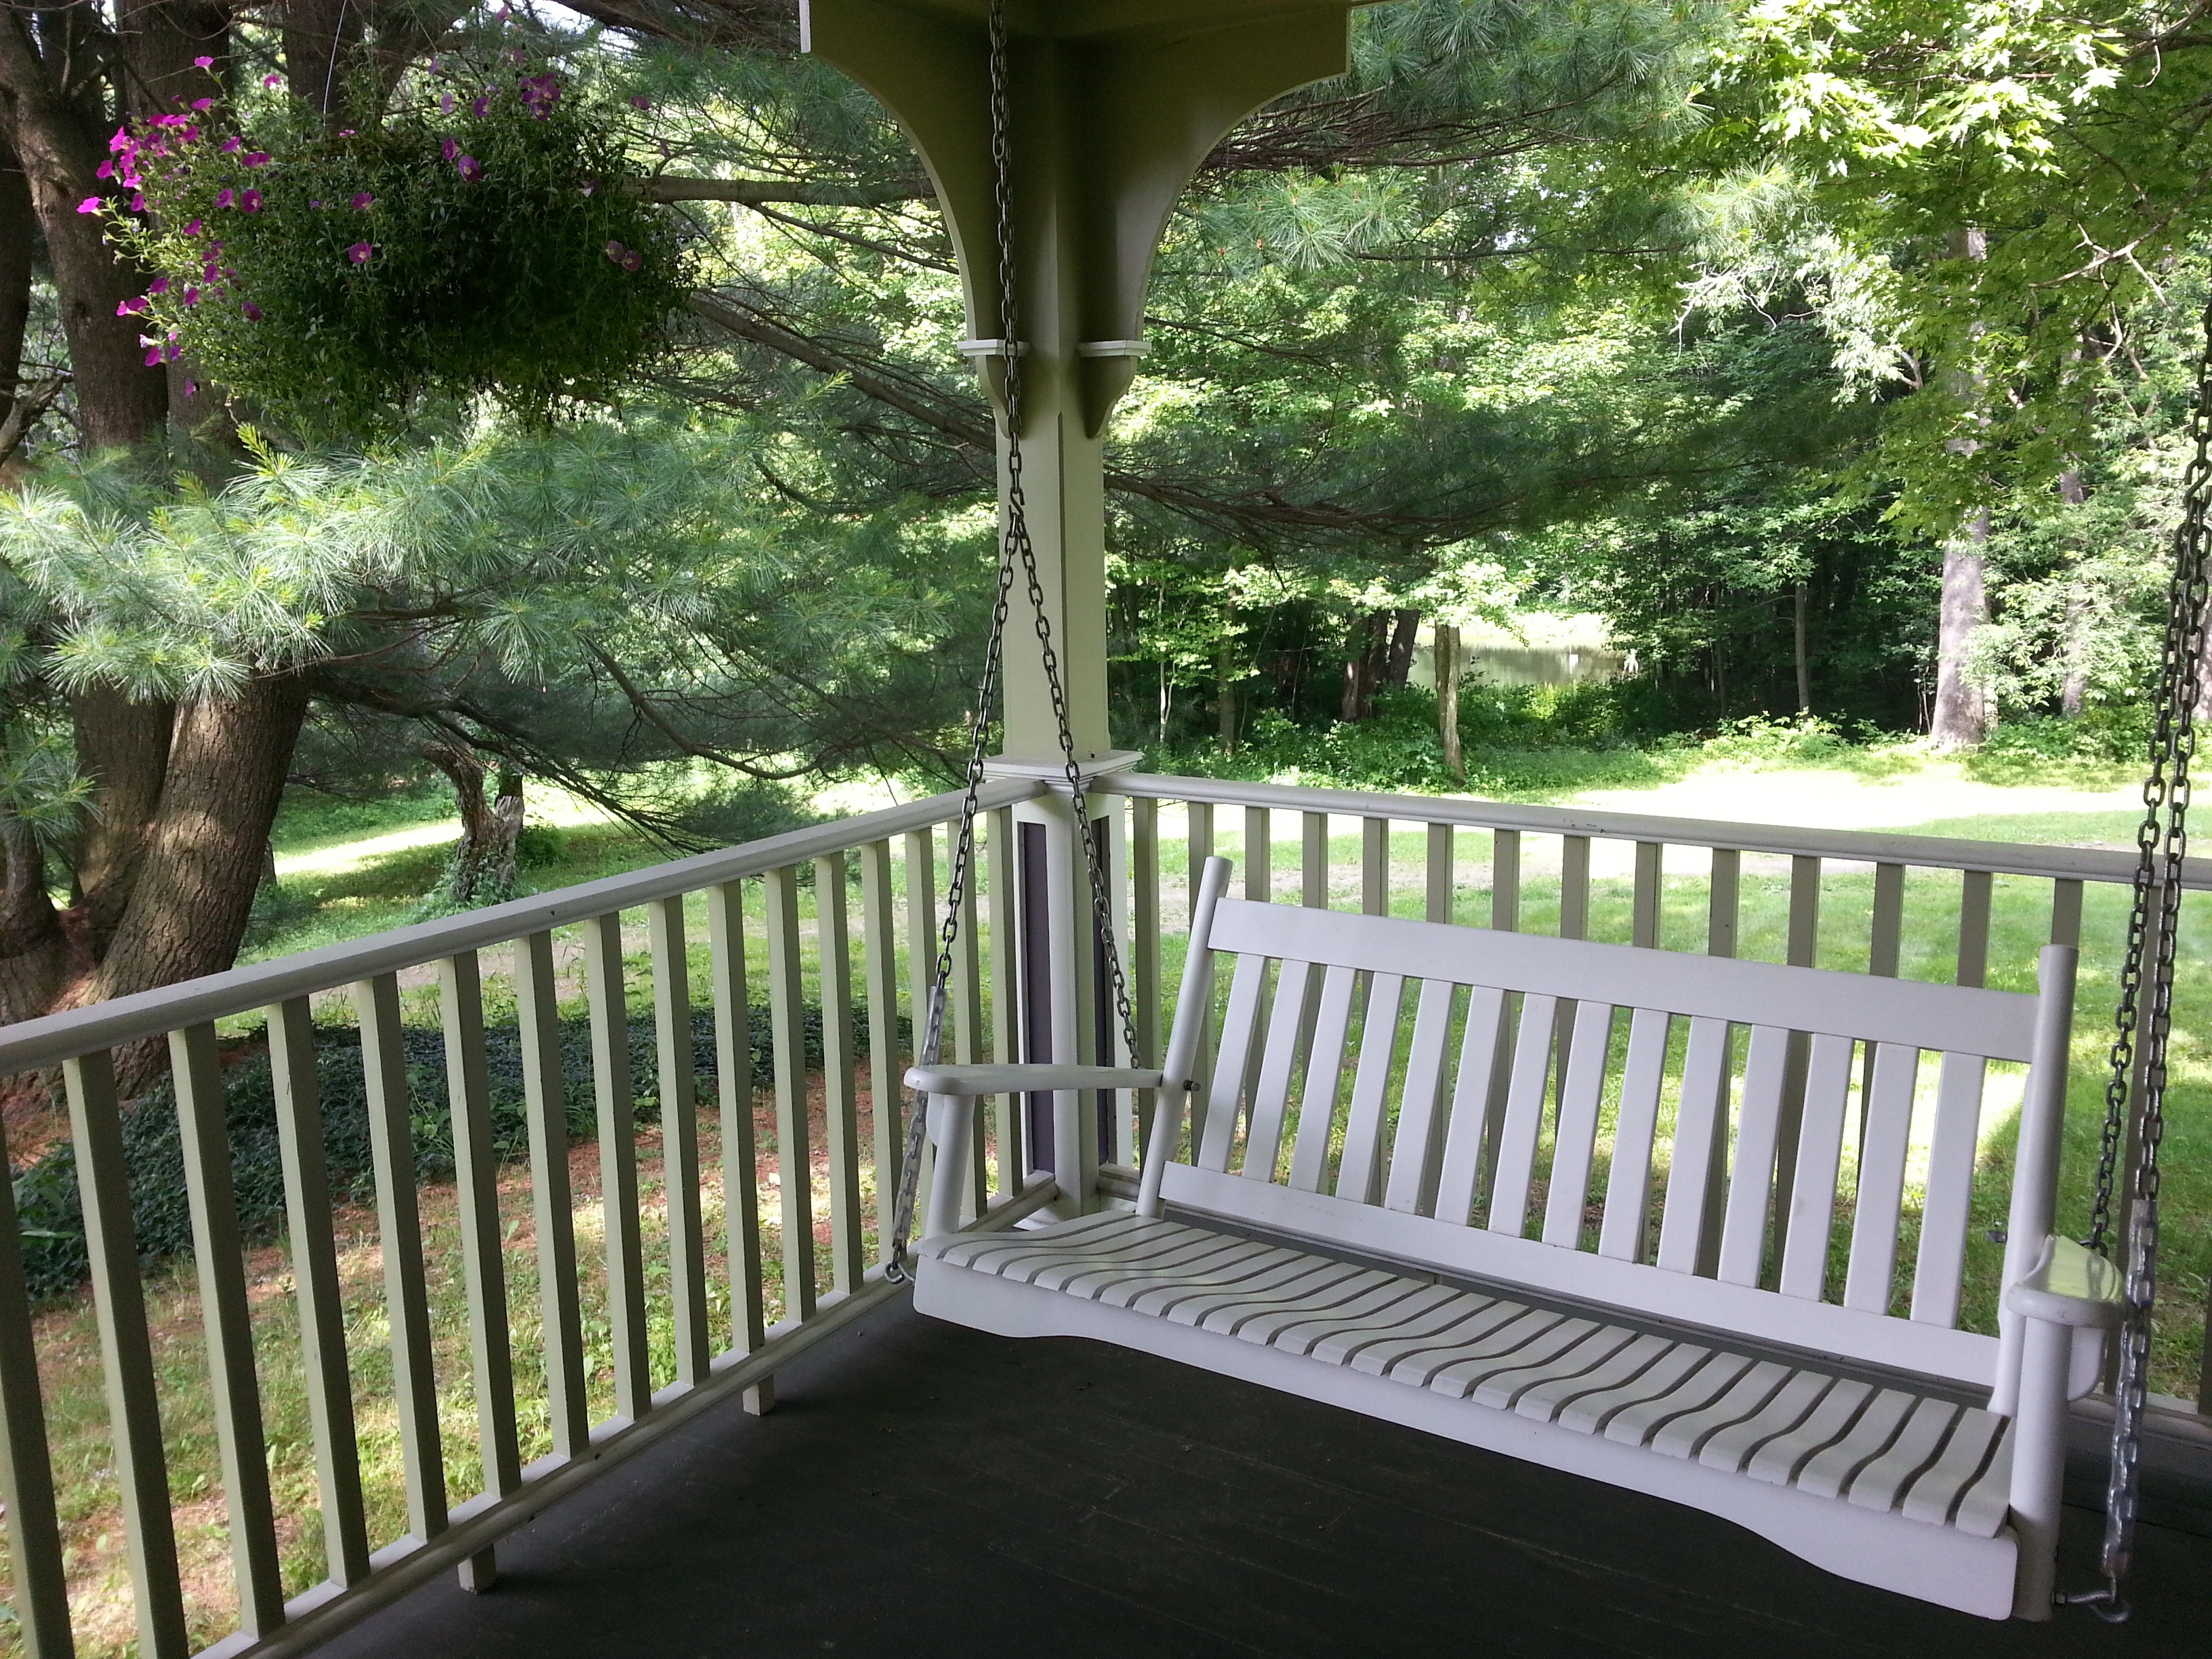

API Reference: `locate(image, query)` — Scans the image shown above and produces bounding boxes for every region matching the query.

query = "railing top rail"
[0,777,1044,1076]
[1115,772,2212,891]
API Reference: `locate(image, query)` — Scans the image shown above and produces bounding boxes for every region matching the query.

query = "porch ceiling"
[312,1297,2211,1658]
[816,0,1392,42]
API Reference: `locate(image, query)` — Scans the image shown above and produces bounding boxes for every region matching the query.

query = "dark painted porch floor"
[319,1295,2212,1659]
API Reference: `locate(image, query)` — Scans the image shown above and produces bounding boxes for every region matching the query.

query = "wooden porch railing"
[0,766,2203,1658]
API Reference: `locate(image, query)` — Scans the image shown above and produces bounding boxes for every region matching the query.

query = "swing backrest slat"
[1155,887,2065,1390]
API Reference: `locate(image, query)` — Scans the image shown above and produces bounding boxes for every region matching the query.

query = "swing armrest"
[905,1063,1164,1097]
[2005,1235,2124,1328]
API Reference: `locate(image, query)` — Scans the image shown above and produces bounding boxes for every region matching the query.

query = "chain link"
[884,0,1142,1282]
[2062,295,2212,1620]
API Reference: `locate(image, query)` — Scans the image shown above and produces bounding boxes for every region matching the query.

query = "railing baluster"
[705,884,765,1357]
[1957,869,1992,988]
[1707,848,1740,958]
[582,916,651,1420]
[2050,877,2084,949]
[902,832,939,1213]
[1246,806,1272,901]
[267,996,370,1586]
[1132,796,1161,1164]
[1632,842,1662,949]
[1869,862,1906,977]
[514,933,588,1458]
[0,1101,69,1658]
[1427,822,1454,924]
[1492,829,1520,932]
[1768,857,1824,1286]
[951,837,991,1195]
[435,954,519,1591]
[171,1022,285,1633]
[65,1049,188,1658]
[859,842,902,1244]
[1361,816,1388,916]
[762,866,818,1321]
[1554,836,1592,1088]
[988,806,1022,1188]
[352,973,449,1540]
[815,853,867,1289]
[647,901,711,1387]
[1303,811,1328,909]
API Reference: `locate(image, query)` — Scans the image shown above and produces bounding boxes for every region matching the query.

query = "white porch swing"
[808,0,2197,1628]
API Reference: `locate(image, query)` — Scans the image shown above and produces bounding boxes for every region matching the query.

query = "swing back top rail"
[0,769,2199,1659]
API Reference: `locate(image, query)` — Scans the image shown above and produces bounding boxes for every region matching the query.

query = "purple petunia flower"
[216,187,234,207]
[116,296,148,316]
[242,300,262,319]
[184,218,203,234]
[442,136,459,160]
[623,249,642,272]
[351,190,373,209]
[243,151,270,167]
[183,286,199,305]
[193,54,213,68]
[470,94,490,117]
[220,135,241,153]
[263,73,282,88]
[163,342,179,363]
[456,155,482,181]
[338,128,355,137]
[606,239,628,262]
[96,159,112,179]
[192,97,213,110]
[441,91,455,114]
[148,276,169,295]
[348,241,373,264]
[182,379,197,396]
[241,189,262,211]
[129,192,146,211]
[630,94,651,110]
[309,199,322,209]
[144,346,162,366]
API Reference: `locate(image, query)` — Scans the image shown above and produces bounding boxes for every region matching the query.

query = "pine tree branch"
[638,176,930,207]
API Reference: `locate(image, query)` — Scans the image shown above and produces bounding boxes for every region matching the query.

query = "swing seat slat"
[908,857,2119,1621]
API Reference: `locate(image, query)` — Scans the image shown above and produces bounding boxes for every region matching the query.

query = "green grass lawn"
[9,737,2207,1656]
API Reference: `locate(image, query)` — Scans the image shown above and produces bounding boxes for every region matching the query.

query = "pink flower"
[262,73,281,88]
[441,91,455,114]
[630,94,651,110]
[470,94,490,117]
[193,54,213,68]
[241,188,262,211]
[441,136,458,160]
[182,379,197,395]
[242,300,262,319]
[148,276,169,295]
[347,241,373,263]
[350,190,373,209]
[184,218,203,234]
[220,135,241,153]
[243,151,269,167]
[163,343,179,363]
[623,249,642,272]
[606,239,628,262]
[216,187,235,207]
[183,285,199,305]
[309,199,322,209]
[96,159,113,179]
[144,346,162,366]
[191,97,213,111]
[116,296,148,316]
[129,192,146,211]
[456,155,482,181]
[338,128,355,137]
[77,196,101,214]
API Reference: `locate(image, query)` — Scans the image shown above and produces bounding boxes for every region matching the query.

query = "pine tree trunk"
[71,687,176,954]
[1933,508,1992,748]
[91,674,311,1013]
[2059,468,2091,716]
[1435,623,1464,779]
[281,0,367,126]
[428,741,495,903]
[0,15,167,451]
[489,771,525,896]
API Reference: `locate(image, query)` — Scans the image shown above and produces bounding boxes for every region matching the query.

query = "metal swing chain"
[884,0,1143,1284]
[2061,295,2212,1622]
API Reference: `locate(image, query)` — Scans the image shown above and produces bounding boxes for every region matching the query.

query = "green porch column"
[804,0,1362,1203]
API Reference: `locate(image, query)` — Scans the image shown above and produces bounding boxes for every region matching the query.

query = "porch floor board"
[319,1294,2209,1658]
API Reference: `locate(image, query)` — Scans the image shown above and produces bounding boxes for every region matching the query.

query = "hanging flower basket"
[89,54,689,433]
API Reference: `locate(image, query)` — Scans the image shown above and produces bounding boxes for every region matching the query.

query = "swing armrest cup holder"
[2005,1235,2125,1328]
[905,1063,1164,1097]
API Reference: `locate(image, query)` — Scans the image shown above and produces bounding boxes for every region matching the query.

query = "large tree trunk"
[1435,622,1463,780]
[282,0,367,126]
[2058,468,2091,716]
[1214,635,1237,756]
[0,6,167,450]
[1932,508,1991,748]
[427,739,493,902]
[1340,611,1388,721]
[91,674,311,1010]
[0,134,29,430]
[1382,608,1420,691]
[70,687,175,951]
[1793,583,1811,714]
[0,816,80,1029]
